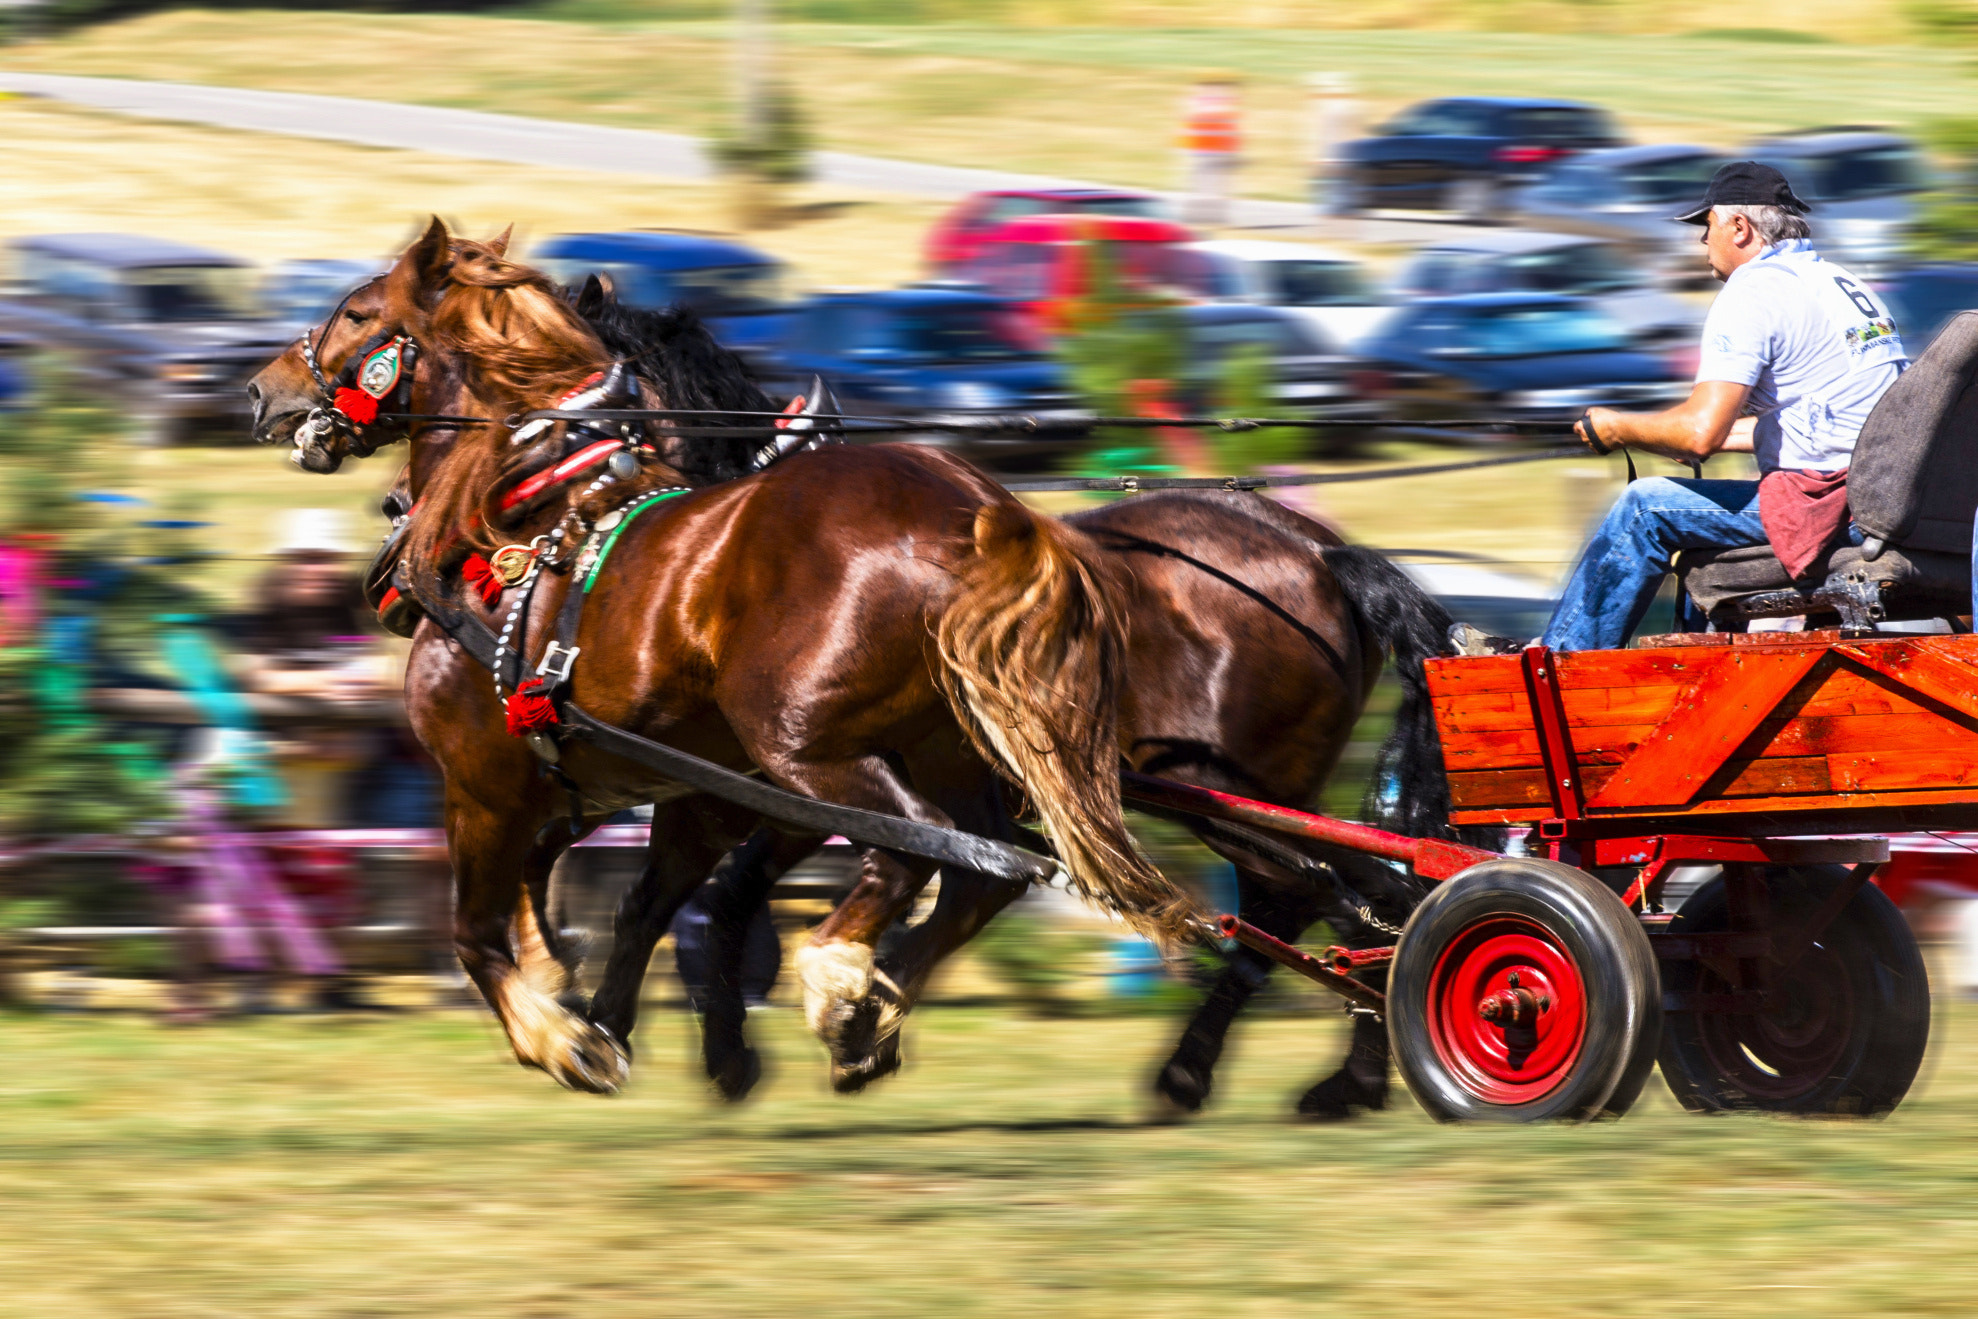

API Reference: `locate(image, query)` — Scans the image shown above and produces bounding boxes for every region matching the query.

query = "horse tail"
[1318,545,1457,840]
[935,500,1197,948]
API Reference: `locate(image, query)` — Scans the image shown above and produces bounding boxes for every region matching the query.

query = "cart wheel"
[1388,857,1661,1123]
[1658,866,1929,1117]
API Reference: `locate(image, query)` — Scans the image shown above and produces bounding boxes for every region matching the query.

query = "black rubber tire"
[1658,866,1929,1117]
[1388,857,1661,1123]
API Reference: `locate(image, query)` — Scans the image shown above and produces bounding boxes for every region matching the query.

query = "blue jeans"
[1543,477,1769,652]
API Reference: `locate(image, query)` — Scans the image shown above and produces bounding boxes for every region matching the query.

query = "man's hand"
[1576,381,1753,464]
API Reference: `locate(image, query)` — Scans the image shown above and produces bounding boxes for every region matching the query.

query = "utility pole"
[732,0,771,228]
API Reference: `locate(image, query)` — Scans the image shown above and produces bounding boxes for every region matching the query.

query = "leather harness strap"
[388,563,1058,884]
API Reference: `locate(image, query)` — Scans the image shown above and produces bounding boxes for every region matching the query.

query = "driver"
[1538,161,1908,650]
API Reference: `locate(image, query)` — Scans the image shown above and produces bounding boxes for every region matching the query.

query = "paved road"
[0,70,1454,244]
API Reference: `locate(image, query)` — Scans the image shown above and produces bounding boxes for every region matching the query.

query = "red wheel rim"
[1695,938,1852,1100]
[1427,914,1587,1105]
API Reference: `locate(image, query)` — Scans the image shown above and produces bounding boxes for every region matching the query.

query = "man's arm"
[1575,380,1753,462]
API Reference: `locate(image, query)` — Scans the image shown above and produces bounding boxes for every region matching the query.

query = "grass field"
[4,996,1978,1315]
[6,11,1975,204]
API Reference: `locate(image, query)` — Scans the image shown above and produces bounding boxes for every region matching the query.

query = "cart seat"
[1678,310,1978,631]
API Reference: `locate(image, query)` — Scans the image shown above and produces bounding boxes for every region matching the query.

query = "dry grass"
[5,11,1973,207]
[2,997,1978,1316]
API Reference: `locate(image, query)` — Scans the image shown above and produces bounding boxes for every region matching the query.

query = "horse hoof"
[553,1023,631,1095]
[1294,1071,1387,1123]
[830,1037,903,1095]
[710,1046,763,1103]
[1153,1061,1211,1116]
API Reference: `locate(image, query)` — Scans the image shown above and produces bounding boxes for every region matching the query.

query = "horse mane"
[401,239,622,588]
[578,298,774,485]
[433,239,606,404]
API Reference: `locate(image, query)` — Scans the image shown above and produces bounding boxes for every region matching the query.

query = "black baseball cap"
[1673,161,1812,225]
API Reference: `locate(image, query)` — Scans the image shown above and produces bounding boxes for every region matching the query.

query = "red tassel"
[461,553,503,605]
[505,679,559,737]
[333,387,380,425]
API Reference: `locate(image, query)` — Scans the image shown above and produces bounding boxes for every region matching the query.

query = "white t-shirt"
[1695,239,1908,474]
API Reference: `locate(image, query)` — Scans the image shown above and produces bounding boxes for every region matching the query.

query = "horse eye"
[343,310,368,324]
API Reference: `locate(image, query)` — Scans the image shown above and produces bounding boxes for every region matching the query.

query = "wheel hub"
[1428,916,1587,1104]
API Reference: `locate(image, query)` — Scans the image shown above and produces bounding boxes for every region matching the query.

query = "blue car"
[1334,98,1625,222]
[1359,293,1690,428]
[760,287,1085,468]
[1879,264,1978,352]
[531,231,792,365]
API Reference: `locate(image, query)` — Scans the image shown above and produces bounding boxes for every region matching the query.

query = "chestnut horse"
[245,219,1194,1092]
[579,293,1456,1116]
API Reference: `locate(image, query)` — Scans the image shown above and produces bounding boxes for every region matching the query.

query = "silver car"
[1743,128,1930,279]
[1510,145,1727,287]
[1390,230,1702,360]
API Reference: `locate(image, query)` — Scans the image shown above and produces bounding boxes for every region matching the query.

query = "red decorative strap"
[500,439,625,511]
[461,553,503,605]
[774,394,805,430]
[504,678,560,737]
[332,387,380,425]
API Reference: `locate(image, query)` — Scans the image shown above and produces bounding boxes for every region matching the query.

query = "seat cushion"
[1680,541,1971,621]
[1678,542,1809,616]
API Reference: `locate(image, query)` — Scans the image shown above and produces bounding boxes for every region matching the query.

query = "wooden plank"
[1423,655,1526,696]
[1553,649,1723,688]
[1585,648,1827,810]
[1830,752,1978,793]
[1759,712,1978,758]
[1836,639,1978,723]
[1453,782,1978,827]
[1447,757,1829,809]
[1438,723,1662,772]
[1444,708,1978,774]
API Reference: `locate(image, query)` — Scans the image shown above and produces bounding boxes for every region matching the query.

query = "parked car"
[1391,231,1701,366]
[951,213,1203,341]
[1357,293,1690,427]
[0,333,30,410]
[531,231,792,365]
[1186,240,1390,351]
[759,287,1085,469]
[0,234,297,444]
[1743,128,1931,278]
[1167,304,1373,426]
[926,187,1169,273]
[1510,145,1728,286]
[1333,97,1625,221]
[263,258,381,325]
[1878,263,1978,351]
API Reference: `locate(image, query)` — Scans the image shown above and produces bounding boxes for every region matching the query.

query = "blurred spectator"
[672,883,781,1012]
[1178,74,1242,227]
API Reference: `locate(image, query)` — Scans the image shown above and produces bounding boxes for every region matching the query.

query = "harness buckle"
[536,641,582,687]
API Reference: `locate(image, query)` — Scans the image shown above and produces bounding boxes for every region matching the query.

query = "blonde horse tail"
[935,500,1197,948]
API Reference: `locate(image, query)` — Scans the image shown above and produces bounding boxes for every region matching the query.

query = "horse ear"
[385,216,452,308]
[574,272,615,318]
[486,224,514,257]
[410,216,451,281]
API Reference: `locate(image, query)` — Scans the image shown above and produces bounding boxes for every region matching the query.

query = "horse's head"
[248,216,470,473]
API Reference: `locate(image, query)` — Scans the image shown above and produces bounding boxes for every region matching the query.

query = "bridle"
[289,278,479,465]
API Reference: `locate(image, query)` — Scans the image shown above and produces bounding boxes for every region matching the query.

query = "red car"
[948,213,1203,341]
[925,187,1171,273]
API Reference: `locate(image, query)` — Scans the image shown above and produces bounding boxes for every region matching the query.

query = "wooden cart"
[1125,631,1954,1122]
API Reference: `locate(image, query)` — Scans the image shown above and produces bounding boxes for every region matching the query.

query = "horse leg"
[761,756,948,1089]
[1294,972,1391,1120]
[690,826,821,1101]
[837,865,1028,1093]
[1293,850,1403,1120]
[448,794,630,1094]
[585,795,756,1053]
[1154,868,1324,1116]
